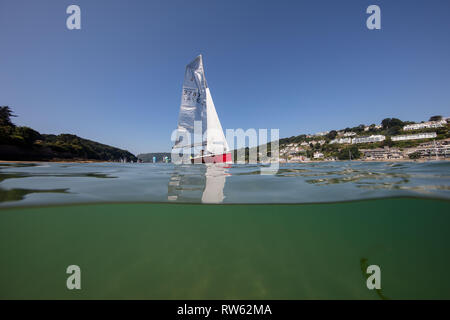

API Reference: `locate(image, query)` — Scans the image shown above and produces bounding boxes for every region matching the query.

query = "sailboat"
[172,55,232,164]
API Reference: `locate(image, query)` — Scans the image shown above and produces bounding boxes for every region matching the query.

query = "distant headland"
[0,106,137,162]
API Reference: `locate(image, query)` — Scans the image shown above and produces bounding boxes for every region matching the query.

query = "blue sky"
[1,0,449,154]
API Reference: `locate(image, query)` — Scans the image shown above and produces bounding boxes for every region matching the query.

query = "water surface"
[0,161,449,206]
[1,161,449,299]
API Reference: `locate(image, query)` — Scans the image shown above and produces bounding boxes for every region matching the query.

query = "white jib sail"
[205,87,229,155]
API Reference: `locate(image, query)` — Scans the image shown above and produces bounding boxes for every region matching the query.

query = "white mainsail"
[173,55,207,154]
[173,55,229,158]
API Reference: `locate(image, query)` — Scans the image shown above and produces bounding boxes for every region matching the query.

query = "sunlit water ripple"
[0,161,449,206]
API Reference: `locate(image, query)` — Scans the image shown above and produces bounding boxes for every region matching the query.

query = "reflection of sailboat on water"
[172,55,232,164]
[167,164,229,203]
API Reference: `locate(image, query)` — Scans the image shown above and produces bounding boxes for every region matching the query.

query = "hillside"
[277,116,449,161]
[233,116,449,162]
[0,106,137,162]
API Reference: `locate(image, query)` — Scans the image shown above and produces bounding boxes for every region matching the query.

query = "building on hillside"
[314,131,329,137]
[363,125,383,132]
[310,140,326,145]
[406,139,450,158]
[330,137,352,144]
[392,132,437,141]
[361,147,404,160]
[403,120,446,131]
[343,132,357,137]
[352,135,385,144]
[291,146,304,153]
[313,152,324,159]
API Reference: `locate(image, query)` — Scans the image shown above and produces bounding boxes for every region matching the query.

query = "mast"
[434,139,438,160]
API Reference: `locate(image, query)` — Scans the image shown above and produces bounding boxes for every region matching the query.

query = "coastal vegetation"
[0,106,137,162]
[337,146,361,160]
[408,152,421,160]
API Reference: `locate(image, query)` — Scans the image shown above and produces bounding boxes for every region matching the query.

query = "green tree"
[0,106,16,127]
[13,126,41,145]
[408,152,421,159]
[326,130,337,140]
[337,146,361,160]
[381,118,404,129]
[387,126,401,136]
[381,136,393,147]
[429,115,442,122]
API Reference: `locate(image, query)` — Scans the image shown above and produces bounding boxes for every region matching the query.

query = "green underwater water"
[1,198,449,299]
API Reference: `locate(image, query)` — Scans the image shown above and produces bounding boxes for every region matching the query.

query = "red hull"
[191,152,232,164]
